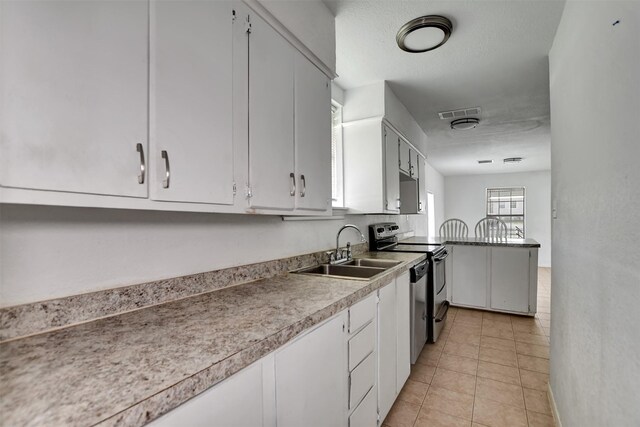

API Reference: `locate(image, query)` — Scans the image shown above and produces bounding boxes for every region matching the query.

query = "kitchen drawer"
[349,293,376,334]
[349,352,375,409]
[348,321,375,371]
[349,386,376,427]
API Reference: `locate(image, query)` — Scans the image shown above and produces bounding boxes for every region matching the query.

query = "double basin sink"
[295,258,402,280]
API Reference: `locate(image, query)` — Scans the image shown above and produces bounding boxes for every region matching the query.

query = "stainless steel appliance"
[409,260,427,364]
[369,223,450,345]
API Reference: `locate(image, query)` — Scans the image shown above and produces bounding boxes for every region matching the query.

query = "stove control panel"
[369,223,400,240]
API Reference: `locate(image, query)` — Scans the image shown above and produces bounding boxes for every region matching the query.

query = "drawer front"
[349,352,375,409]
[349,386,376,427]
[349,293,376,333]
[348,321,375,371]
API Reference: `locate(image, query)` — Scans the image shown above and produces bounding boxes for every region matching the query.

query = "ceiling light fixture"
[450,118,479,130]
[396,15,453,53]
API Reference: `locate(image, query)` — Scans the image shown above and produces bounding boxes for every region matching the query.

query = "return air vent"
[503,157,523,163]
[477,160,493,164]
[438,107,481,120]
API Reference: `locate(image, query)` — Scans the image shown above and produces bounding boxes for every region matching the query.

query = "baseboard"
[548,382,563,427]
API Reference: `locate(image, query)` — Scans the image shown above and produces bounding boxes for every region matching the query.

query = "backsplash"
[0,243,369,342]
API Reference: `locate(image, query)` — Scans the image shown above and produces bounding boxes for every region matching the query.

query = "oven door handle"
[434,250,449,262]
[435,301,450,323]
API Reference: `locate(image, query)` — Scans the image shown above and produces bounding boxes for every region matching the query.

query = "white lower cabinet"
[451,246,490,308]
[450,245,539,315]
[149,357,271,427]
[395,271,411,393]
[349,387,377,427]
[377,280,397,422]
[150,268,420,427]
[275,313,347,427]
[490,248,537,313]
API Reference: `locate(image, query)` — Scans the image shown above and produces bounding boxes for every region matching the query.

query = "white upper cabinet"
[0,0,148,197]
[247,12,296,211]
[417,155,427,214]
[384,126,401,213]
[150,0,234,205]
[343,120,402,214]
[294,53,332,212]
[399,140,412,177]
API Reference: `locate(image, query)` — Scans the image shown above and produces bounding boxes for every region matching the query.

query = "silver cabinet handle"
[300,174,306,197]
[396,198,401,209]
[136,143,146,184]
[161,150,170,188]
[289,172,296,196]
[418,201,422,211]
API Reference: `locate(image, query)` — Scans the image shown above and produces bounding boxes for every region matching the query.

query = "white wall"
[342,81,428,156]
[425,161,445,237]
[0,204,424,307]
[444,171,551,266]
[549,2,640,426]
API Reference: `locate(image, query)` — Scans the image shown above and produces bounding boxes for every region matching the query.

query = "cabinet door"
[491,248,531,313]
[0,0,148,197]
[395,271,411,393]
[248,13,295,210]
[150,0,234,204]
[384,127,400,213]
[294,53,332,211]
[451,246,490,308]
[399,140,412,176]
[418,156,427,214]
[149,360,266,427]
[378,280,397,421]
[275,314,346,427]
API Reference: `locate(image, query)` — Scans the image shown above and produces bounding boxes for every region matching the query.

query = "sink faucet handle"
[346,242,352,259]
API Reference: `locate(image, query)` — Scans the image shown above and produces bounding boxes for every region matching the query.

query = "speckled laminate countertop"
[0,251,424,427]
[401,236,541,248]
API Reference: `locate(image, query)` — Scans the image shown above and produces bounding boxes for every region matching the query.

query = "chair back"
[439,219,469,238]
[474,217,508,239]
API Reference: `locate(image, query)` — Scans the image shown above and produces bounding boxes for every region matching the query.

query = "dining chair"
[474,217,508,239]
[439,218,469,238]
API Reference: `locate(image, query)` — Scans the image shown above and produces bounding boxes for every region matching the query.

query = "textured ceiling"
[327,0,565,176]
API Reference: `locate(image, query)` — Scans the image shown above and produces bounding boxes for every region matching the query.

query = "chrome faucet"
[330,224,367,264]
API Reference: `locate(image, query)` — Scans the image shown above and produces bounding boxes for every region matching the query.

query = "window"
[486,187,525,238]
[331,103,344,207]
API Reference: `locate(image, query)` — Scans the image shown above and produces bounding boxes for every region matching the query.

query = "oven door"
[431,249,449,342]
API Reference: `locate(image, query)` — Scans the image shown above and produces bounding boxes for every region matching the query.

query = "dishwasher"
[410,260,428,364]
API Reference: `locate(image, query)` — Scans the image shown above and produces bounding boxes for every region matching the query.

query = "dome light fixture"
[450,118,479,130]
[396,15,453,53]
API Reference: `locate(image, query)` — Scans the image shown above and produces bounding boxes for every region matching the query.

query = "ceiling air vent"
[438,107,481,120]
[478,160,493,164]
[503,157,523,163]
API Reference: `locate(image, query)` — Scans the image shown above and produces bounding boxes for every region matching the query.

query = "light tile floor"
[384,268,553,427]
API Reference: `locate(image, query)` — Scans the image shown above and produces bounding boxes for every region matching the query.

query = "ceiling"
[325,0,565,176]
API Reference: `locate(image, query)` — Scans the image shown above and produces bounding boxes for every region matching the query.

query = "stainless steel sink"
[295,264,387,280]
[342,258,402,269]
